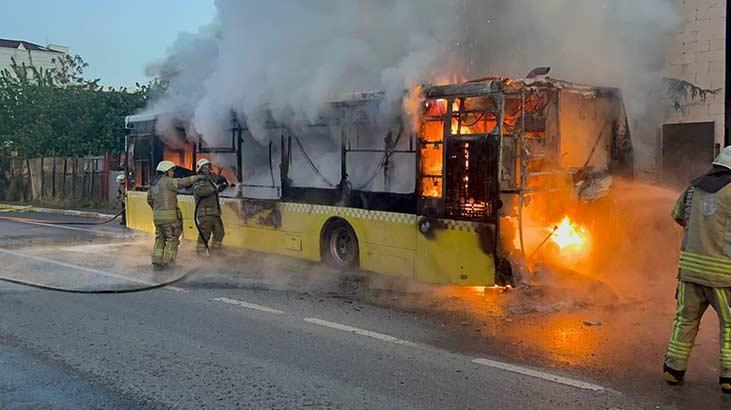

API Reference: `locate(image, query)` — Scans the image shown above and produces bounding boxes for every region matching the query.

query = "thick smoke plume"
[146,0,680,186]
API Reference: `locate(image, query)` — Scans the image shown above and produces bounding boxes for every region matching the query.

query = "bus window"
[420,142,443,176]
[424,98,448,117]
[421,120,444,142]
[420,177,443,198]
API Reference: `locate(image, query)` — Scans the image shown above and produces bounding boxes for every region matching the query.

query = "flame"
[549,216,588,251]
[469,285,512,294]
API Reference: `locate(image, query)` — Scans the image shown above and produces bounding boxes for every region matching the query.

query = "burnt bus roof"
[423,77,622,99]
[125,112,157,128]
[125,77,623,131]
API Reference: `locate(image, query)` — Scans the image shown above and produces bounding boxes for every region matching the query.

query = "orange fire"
[548,216,588,252]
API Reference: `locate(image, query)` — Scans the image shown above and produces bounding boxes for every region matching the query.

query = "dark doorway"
[661,122,715,188]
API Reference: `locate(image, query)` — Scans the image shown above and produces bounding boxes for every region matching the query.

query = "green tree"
[0,51,161,158]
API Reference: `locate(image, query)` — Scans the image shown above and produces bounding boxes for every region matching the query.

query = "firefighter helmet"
[156,160,176,173]
[116,174,125,183]
[196,158,212,172]
[713,146,731,170]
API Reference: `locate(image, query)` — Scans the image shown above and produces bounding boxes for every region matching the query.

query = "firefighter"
[664,146,731,393]
[115,174,127,226]
[147,160,202,271]
[193,158,227,255]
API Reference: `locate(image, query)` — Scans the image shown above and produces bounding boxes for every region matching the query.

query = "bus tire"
[321,219,359,270]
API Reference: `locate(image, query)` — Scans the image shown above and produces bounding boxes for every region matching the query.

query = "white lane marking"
[164,286,187,293]
[213,297,284,314]
[304,317,417,347]
[472,358,612,392]
[2,219,131,239]
[0,248,176,291]
[61,243,133,252]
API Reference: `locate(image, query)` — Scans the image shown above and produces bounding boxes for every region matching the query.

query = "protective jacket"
[673,183,731,287]
[193,176,222,217]
[116,184,126,208]
[147,175,199,224]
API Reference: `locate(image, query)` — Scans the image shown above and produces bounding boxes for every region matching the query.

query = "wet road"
[0,210,723,408]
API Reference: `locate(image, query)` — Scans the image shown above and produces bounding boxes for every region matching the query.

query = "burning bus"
[123,76,632,287]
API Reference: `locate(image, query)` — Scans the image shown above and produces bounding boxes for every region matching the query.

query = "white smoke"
[457,0,681,172]
[146,0,681,189]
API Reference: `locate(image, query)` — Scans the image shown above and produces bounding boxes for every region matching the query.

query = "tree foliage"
[0,52,164,158]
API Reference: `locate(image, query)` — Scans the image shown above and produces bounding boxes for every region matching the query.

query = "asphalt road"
[0,211,723,408]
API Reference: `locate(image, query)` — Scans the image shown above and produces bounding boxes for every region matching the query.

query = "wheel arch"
[319,216,361,266]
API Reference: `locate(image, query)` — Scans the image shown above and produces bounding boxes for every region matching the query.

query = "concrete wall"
[0,45,65,77]
[664,0,726,146]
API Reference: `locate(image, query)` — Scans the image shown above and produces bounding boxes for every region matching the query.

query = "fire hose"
[194,195,210,256]
[0,269,192,294]
[0,208,193,293]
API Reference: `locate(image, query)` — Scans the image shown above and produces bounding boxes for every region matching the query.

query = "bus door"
[417,93,502,222]
[415,89,502,284]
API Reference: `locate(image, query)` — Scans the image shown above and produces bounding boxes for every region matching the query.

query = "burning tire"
[322,219,359,270]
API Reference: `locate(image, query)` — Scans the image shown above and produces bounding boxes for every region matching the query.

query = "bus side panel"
[346,216,416,278]
[214,199,320,261]
[415,220,495,286]
[279,203,417,276]
[126,191,154,234]
[360,242,415,278]
[127,195,482,285]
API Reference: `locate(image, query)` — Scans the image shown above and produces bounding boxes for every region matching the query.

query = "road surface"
[0,211,727,409]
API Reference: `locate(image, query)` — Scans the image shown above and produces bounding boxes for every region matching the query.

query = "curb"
[0,204,116,220]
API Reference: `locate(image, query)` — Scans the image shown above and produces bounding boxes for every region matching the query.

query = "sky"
[0,0,216,87]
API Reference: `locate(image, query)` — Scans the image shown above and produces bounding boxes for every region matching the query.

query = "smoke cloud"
[456,0,681,172]
[145,0,680,188]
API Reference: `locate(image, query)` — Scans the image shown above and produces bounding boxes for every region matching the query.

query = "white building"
[661,0,727,185]
[0,38,67,77]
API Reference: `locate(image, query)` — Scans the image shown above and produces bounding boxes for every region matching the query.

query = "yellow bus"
[123,77,632,286]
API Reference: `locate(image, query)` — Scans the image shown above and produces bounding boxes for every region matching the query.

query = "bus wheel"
[323,220,359,270]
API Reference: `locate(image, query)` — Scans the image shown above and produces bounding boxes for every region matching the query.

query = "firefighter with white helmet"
[115,174,127,226]
[146,160,202,270]
[193,158,227,255]
[664,145,731,393]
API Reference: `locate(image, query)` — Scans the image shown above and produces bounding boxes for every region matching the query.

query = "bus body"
[124,77,632,286]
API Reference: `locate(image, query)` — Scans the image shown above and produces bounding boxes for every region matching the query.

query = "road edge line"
[0,203,116,220]
[3,219,132,239]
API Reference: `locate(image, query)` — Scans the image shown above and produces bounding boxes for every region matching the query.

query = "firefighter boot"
[663,363,685,385]
[721,377,731,394]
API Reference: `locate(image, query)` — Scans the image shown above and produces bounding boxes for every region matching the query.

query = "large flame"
[549,216,588,251]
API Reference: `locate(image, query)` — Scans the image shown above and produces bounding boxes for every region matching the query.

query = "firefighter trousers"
[151,220,183,266]
[665,280,731,377]
[196,215,224,253]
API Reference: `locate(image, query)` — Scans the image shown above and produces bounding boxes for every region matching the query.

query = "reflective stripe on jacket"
[147,175,199,224]
[677,183,731,287]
